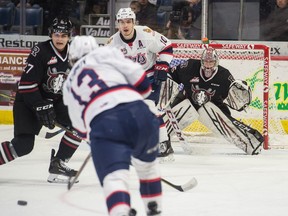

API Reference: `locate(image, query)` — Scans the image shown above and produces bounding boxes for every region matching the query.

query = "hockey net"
[171,43,288,150]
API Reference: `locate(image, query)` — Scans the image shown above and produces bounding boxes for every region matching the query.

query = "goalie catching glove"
[225,80,252,111]
[153,62,169,86]
[34,100,56,129]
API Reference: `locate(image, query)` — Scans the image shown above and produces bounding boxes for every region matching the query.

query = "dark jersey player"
[169,47,263,155]
[0,17,82,183]
[171,47,234,115]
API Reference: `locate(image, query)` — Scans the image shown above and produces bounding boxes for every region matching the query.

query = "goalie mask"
[49,17,73,37]
[201,47,219,78]
[69,35,99,67]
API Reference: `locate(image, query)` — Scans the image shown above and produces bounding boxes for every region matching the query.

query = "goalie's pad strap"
[198,102,263,155]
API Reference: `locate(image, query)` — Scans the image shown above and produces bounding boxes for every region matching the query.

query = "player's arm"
[18,46,56,129]
[150,30,173,84]
[18,49,44,107]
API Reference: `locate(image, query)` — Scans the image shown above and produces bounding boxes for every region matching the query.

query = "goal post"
[171,42,286,150]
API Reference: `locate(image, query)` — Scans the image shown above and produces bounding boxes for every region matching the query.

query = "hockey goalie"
[162,47,263,155]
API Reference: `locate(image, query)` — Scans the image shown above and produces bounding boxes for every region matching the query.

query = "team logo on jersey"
[126,53,147,65]
[47,56,57,65]
[190,77,200,83]
[43,67,70,94]
[191,84,215,106]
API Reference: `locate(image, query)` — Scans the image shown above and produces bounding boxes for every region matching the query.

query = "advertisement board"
[0,49,29,107]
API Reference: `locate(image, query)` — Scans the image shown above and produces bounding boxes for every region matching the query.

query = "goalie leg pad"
[163,99,198,137]
[163,103,197,154]
[198,102,263,155]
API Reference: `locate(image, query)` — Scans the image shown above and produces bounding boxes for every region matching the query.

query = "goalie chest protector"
[170,59,234,111]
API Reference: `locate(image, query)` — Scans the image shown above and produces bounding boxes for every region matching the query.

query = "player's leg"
[130,101,162,215]
[0,101,38,165]
[146,83,174,161]
[198,101,263,155]
[47,99,82,183]
[163,99,199,154]
[88,103,142,215]
[89,101,161,216]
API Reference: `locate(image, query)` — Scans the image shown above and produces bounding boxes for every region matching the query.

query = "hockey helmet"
[201,47,219,75]
[49,17,73,37]
[69,35,99,66]
[116,8,136,21]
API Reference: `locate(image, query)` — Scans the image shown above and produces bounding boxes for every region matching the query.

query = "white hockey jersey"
[63,46,152,139]
[107,25,173,79]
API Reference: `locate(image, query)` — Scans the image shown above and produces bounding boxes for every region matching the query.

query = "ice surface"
[1,125,288,216]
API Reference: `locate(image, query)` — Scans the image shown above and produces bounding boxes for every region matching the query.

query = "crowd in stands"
[0,0,288,41]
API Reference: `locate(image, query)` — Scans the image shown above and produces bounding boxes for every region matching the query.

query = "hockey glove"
[226,80,252,111]
[154,62,169,86]
[34,101,56,129]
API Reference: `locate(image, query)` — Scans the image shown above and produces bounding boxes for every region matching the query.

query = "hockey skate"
[47,149,78,183]
[147,201,161,215]
[158,140,175,163]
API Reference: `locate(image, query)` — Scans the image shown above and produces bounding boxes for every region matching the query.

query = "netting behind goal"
[171,43,287,150]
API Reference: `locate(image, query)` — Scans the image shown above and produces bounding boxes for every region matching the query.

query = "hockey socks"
[0,141,18,165]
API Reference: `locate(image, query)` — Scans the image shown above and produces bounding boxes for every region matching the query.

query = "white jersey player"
[63,35,162,216]
[107,7,174,160]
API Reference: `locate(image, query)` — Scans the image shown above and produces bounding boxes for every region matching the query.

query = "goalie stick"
[159,79,192,153]
[165,105,193,154]
[55,123,198,192]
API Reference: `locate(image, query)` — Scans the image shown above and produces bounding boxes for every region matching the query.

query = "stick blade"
[181,177,198,192]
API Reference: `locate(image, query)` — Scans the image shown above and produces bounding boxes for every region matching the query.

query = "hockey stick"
[0,93,14,100]
[44,128,65,138]
[55,123,198,192]
[38,128,65,139]
[165,105,193,154]
[54,122,85,140]
[67,150,198,192]
[158,78,184,111]
[68,152,92,190]
[161,177,198,192]
[159,79,193,153]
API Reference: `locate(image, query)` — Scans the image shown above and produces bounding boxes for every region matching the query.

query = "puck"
[17,200,27,206]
